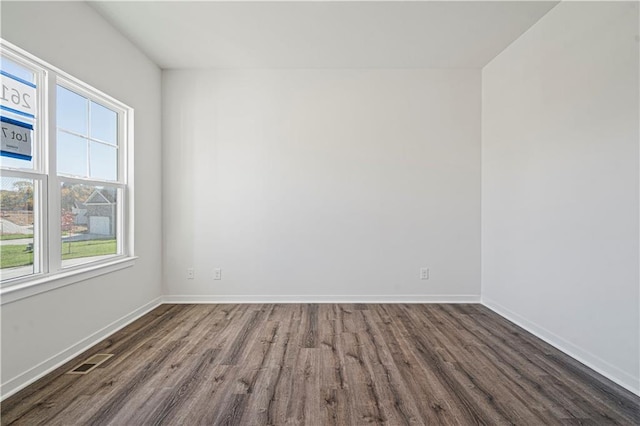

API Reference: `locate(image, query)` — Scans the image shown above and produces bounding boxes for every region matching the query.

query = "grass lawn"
[61,239,116,260]
[0,234,33,241]
[1,239,116,268]
[0,245,34,268]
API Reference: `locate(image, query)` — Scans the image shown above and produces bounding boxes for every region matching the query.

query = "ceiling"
[89,1,558,69]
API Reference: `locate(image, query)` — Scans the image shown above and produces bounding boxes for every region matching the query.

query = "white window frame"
[0,40,135,304]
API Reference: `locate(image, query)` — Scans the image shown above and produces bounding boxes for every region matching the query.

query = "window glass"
[57,85,87,136]
[60,182,118,268]
[90,101,117,145]
[89,141,117,181]
[57,87,119,181]
[0,57,34,83]
[57,131,88,177]
[1,56,36,170]
[0,176,36,280]
[0,142,35,170]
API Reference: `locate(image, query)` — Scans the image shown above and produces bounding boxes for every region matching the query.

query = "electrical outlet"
[187,268,194,280]
[214,268,222,280]
[420,267,429,280]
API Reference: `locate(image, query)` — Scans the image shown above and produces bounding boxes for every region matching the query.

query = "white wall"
[482,2,639,394]
[1,2,162,396]
[163,69,481,301]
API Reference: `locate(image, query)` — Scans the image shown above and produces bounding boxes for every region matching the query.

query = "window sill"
[0,256,137,305]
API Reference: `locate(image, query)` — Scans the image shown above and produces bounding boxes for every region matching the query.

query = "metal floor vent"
[67,353,113,375]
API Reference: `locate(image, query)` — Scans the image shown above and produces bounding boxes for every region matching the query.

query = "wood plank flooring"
[1,304,638,425]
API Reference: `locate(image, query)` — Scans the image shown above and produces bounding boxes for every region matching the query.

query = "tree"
[0,181,33,211]
[61,209,76,254]
[61,210,76,234]
[60,183,93,211]
[13,181,33,211]
[0,190,19,211]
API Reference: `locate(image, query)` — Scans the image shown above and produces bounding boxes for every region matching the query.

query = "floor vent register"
[67,353,114,375]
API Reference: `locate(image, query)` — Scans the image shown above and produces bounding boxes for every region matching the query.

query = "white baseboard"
[162,294,481,304]
[482,297,640,397]
[0,297,163,401]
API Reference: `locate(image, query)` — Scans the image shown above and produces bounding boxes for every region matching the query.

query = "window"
[0,40,133,291]
[56,82,124,268]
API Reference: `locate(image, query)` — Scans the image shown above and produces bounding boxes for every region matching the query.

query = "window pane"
[89,142,117,181]
[90,102,117,145]
[0,154,34,170]
[0,57,35,83]
[60,182,118,268]
[57,86,87,136]
[1,57,36,170]
[0,176,36,281]
[57,131,88,177]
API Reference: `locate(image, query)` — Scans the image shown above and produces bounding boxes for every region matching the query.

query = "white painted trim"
[0,256,137,305]
[482,297,640,397]
[163,294,481,304]
[0,296,162,401]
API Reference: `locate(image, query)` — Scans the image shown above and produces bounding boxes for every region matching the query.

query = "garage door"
[90,216,110,235]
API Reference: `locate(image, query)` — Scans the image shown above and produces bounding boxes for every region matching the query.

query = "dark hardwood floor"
[1,304,638,425]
